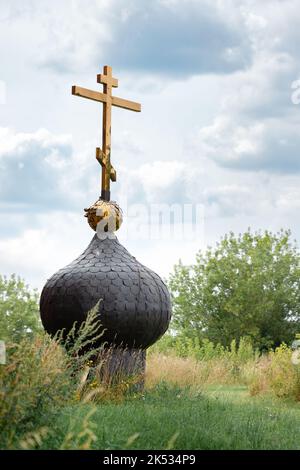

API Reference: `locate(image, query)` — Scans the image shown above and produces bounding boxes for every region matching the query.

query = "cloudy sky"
[1,0,300,290]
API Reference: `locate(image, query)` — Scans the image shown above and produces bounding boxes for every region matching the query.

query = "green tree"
[0,274,41,343]
[169,230,300,350]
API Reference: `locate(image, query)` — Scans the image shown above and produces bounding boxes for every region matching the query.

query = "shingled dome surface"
[40,235,171,349]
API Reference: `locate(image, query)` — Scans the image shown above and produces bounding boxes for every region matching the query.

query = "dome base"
[97,347,146,390]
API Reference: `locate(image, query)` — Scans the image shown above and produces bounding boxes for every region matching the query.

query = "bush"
[0,274,41,343]
[246,344,300,400]
[267,344,300,400]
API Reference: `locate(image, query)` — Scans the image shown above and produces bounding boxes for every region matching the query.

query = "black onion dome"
[40,234,171,349]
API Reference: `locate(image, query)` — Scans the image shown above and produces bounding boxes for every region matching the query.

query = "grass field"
[2,323,300,450]
[40,384,300,450]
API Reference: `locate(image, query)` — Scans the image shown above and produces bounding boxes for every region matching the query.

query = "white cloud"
[0,127,75,209]
[203,185,255,217]
[192,4,300,174]
[0,211,90,290]
[195,116,300,173]
[2,0,252,78]
[116,159,205,205]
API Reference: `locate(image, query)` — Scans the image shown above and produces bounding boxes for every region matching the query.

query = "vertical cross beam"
[101,66,113,200]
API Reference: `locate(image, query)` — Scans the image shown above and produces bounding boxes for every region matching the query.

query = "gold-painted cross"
[72,65,141,201]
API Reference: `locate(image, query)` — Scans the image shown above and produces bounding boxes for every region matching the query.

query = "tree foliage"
[168,230,300,350]
[0,274,41,343]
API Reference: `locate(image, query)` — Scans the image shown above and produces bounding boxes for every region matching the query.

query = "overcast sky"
[1,0,300,290]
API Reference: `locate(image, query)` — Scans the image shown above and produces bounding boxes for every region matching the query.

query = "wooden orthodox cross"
[72,66,141,201]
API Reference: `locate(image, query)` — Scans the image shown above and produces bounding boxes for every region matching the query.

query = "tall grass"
[0,335,71,448]
[0,304,105,449]
[148,335,300,400]
[147,335,259,388]
[245,344,300,400]
[0,304,147,449]
[146,353,241,388]
[77,348,145,404]
[150,334,258,362]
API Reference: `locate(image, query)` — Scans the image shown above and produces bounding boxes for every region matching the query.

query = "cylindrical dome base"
[97,347,146,391]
